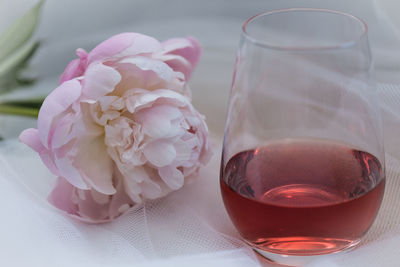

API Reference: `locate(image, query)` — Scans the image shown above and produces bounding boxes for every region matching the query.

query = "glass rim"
[242,8,368,51]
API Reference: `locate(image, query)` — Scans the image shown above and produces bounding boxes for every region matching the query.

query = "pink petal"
[54,155,89,190]
[19,128,45,153]
[76,190,109,221]
[88,32,161,64]
[173,139,192,162]
[108,175,135,219]
[123,166,155,202]
[19,128,60,175]
[158,166,184,190]
[118,56,174,82]
[90,189,109,205]
[72,103,104,137]
[161,37,202,80]
[142,140,176,167]
[59,48,88,84]
[74,136,115,195]
[38,79,82,149]
[98,95,121,111]
[49,176,135,223]
[124,89,159,113]
[48,177,78,215]
[125,89,188,113]
[82,62,121,101]
[135,105,181,138]
[51,112,75,149]
[158,54,189,68]
[141,179,163,199]
[114,63,173,96]
[151,89,189,106]
[59,59,81,85]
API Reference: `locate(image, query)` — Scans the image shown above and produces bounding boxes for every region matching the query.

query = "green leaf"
[0,41,40,92]
[0,0,44,63]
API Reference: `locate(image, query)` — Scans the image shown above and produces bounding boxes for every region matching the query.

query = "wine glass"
[220,8,385,266]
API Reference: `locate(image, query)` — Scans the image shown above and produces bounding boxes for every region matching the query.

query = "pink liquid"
[220,139,385,256]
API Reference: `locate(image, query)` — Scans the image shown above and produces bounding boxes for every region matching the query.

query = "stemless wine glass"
[220,8,385,266]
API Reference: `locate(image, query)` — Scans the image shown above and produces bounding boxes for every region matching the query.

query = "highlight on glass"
[220,8,385,265]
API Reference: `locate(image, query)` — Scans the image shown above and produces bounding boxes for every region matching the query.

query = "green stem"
[0,104,39,117]
[0,96,44,117]
[1,97,45,108]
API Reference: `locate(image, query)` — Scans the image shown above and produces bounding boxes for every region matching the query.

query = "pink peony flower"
[19,33,212,223]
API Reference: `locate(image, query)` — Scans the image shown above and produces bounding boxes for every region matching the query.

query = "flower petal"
[125,89,188,113]
[38,79,82,149]
[161,37,202,80]
[123,166,149,203]
[59,48,88,84]
[59,59,81,84]
[82,62,121,101]
[123,167,162,200]
[74,136,115,195]
[141,179,163,199]
[88,32,161,64]
[173,139,193,162]
[54,155,89,190]
[108,174,135,219]
[19,128,45,153]
[142,140,176,167]
[47,177,78,215]
[135,105,181,138]
[90,189,110,205]
[19,128,60,175]
[158,166,184,190]
[76,190,109,221]
[51,112,75,149]
[118,56,174,82]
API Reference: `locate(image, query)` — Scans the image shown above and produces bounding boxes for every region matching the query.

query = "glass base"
[252,238,360,266]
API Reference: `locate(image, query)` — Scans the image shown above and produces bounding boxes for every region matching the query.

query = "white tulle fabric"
[0,134,258,266]
[1,83,400,267]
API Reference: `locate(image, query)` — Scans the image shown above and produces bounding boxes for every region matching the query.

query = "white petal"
[118,204,130,213]
[124,89,189,113]
[135,105,181,138]
[141,179,162,199]
[109,175,136,218]
[119,56,174,82]
[156,54,189,68]
[104,118,133,147]
[174,139,193,162]
[142,140,176,167]
[116,34,162,59]
[90,190,110,205]
[124,90,159,113]
[98,95,120,111]
[141,104,181,121]
[123,166,149,202]
[158,166,184,190]
[161,38,193,53]
[74,136,115,195]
